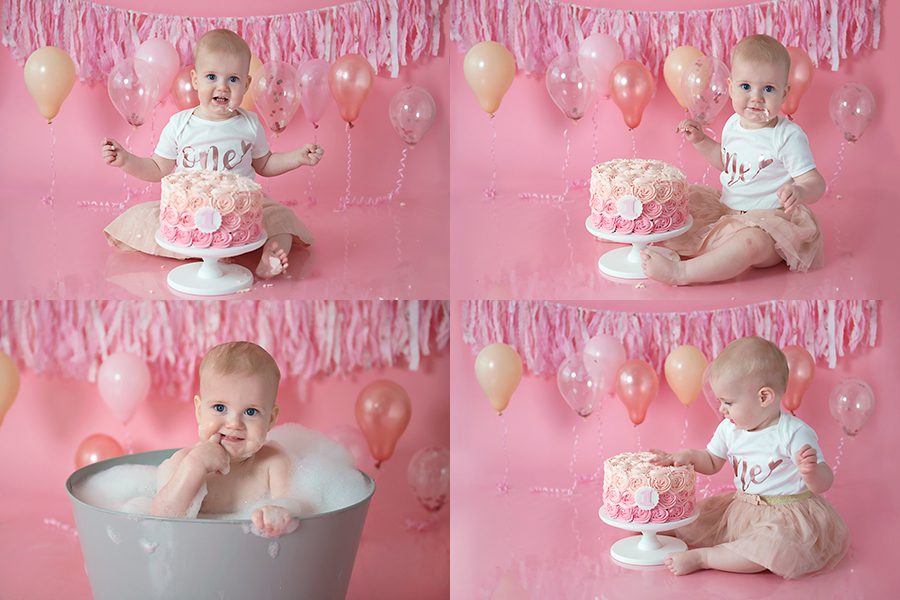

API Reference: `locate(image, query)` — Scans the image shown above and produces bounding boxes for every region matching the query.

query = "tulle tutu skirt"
[673,492,849,579]
[104,197,313,259]
[662,184,824,272]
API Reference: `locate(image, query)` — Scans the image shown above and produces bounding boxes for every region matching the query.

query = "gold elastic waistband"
[736,491,813,506]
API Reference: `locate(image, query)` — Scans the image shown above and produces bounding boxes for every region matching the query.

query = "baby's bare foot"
[255,240,289,279]
[641,247,686,286]
[665,549,705,575]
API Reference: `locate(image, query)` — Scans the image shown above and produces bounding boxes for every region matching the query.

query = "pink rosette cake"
[158,170,264,249]
[589,159,689,235]
[602,452,696,524]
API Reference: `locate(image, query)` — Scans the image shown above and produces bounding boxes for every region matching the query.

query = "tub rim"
[66,448,376,524]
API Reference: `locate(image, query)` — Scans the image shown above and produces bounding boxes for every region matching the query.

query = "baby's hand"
[675,119,707,145]
[297,143,324,167]
[777,181,802,215]
[794,444,818,477]
[251,505,299,538]
[650,448,693,467]
[101,137,129,168]
[188,433,231,475]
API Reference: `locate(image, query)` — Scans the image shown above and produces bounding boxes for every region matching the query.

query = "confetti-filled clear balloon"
[681,56,730,125]
[389,85,437,145]
[829,83,876,143]
[107,57,159,127]
[828,379,875,436]
[556,353,596,418]
[407,447,449,512]
[254,61,302,133]
[546,52,595,121]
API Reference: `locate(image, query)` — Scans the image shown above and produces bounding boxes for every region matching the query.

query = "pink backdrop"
[450,0,898,301]
[451,299,898,598]
[0,317,450,599]
[0,0,450,300]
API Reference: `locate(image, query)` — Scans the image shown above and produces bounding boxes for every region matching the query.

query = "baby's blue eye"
[739,83,751,91]
[244,408,258,416]
[213,404,226,412]
[206,74,216,81]
[229,76,239,83]
[764,85,775,93]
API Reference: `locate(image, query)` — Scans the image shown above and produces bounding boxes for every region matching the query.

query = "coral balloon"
[664,345,708,407]
[107,57,159,127]
[297,58,330,126]
[463,41,516,115]
[75,433,124,468]
[0,351,21,426]
[325,424,369,468]
[97,351,151,424]
[663,45,703,109]
[681,55,730,125]
[254,61,302,134]
[782,345,815,414]
[609,60,654,129]
[829,379,875,437]
[407,447,449,512]
[474,343,523,415]
[783,47,814,117]
[582,334,625,397]
[615,359,658,425]
[546,52,595,121]
[578,33,623,98]
[240,55,264,110]
[170,65,199,110]
[829,83,876,143]
[557,354,596,418]
[135,38,180,103]
[389,85,437,145]
[355,380,411,468]
[329,54,375,126]
[23,46,76,123]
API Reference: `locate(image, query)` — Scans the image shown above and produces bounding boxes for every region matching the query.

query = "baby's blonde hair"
[200,341,280,397]
[194,28,251,71]
[709,336,789,395]
[731,34,791,80]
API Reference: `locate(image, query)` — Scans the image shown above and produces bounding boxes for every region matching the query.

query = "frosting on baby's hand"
[250,505,299,538]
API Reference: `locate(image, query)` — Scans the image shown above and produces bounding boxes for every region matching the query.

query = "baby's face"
[710,373,780,431]
[728,57,789,128]
[191,49,251,120]
[195,370,278,461]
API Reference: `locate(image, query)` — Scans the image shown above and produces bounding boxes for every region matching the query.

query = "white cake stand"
[598,507,699,566]
[585,215,693,280]
[155,230,267,296]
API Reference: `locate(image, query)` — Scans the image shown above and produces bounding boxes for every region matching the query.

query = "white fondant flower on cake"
[616,195,643,221]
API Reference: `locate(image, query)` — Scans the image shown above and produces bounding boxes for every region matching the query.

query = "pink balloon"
[829,82,876,143]
[135,38,180,103]
[782,345,815,415]
[829,379,875,437]
[407,447,449,512]
[253,61,302,134]
[578,33,623,98]
[75,433,124,468]
[546,52,595,121]
[298,59,331,128]
[97,351,151,424]
[329,54,375,126]
[556,354,596,418]
[582,334,626,397]
[609,60,654,129]
[170,65,198,110]
[681,55,730,125]
[326,424,369,468]
[107,57,160,127]
[389,85,436,145]
[355,379,411,468]
[615,359,658,426]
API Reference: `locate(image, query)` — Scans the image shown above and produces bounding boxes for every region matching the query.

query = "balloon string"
[631,128,637,158]
[123,132,133,206]
[497,413,510,494]
[680,409,689,448]
[530,423,579,496]
[338,123,353,210]
[122,427,134,455]
[676,134,686,172]
[305,130,319,207]
[483,115,498,199]
[41,123,57,207]
[635,425,642,451]
[586,394,605,484]
[43,518,79,538]
[519,126,572,204]
[832,434,846,478]
[341,145,409,207]
[404,515,439,532]
[702,162,711,186]
[591,103,599,165]
[827,139,847,199]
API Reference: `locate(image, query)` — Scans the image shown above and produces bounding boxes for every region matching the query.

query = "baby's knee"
[737,228,774,260]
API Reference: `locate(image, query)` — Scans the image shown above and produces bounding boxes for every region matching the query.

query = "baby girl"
[651,336,848,578]
[642,34,826,285]
[150,341,301,538]
[102,28,323,279]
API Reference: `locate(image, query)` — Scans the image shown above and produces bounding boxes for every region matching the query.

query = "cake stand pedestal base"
[585,216,693,280]
[599,507,699,566]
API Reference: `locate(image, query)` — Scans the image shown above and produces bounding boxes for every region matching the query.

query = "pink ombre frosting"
[590,159,689,235]
[602,451,696,524]
[159,170,264,248]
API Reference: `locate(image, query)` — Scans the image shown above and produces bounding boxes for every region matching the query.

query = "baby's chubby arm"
[252,144,324,177]
[676,119,724,171]
[251,450,301,538]
[101,137,176,182]
[777,168,826,215]
[150,434,230,517]
[795,443,833,494]
[651,447,726,476]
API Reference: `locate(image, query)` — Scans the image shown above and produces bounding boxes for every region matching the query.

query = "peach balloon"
[474,343,523,415]
[463,41,516,115]
[664,345,708,407]
[615,359,658,426]
[782,345,815,414]
[0,351,21,427]
[609,60,654,129]
[170,65,199,110]
[663,45,703,109]
[24,46,76,123]
[240,55,264,110]
[329,54,375,126]
[75,433,124,468]
[783,47,814,117]
[355,379,411,468]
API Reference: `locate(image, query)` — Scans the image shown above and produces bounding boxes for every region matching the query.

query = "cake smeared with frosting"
[602,451,696,523]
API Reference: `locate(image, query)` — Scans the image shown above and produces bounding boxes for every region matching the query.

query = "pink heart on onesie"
[758,158,774,170]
